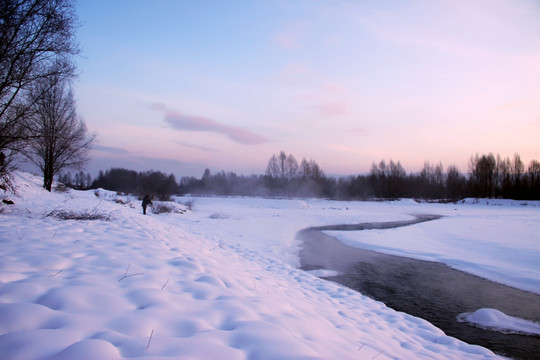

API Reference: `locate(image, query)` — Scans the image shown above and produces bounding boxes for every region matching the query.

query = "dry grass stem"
[49,270,63,278]
[118,264,143,281]
[161,279,170,290]
[147,329,154,349]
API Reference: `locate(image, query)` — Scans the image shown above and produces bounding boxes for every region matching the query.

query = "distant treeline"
[88,151,540,200]
[58,171,93,190]
[346,153,540,200]
[91,168,179,200]
[180,152,540,200]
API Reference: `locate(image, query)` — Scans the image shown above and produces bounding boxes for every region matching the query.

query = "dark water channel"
[298,215,540,360]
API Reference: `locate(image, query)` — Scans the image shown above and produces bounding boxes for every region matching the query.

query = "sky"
[75,0,540,178]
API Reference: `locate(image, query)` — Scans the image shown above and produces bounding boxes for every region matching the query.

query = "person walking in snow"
[142,194,152,215]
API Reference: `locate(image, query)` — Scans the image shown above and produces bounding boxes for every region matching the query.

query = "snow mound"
[306,269,341,277]
[458,308,540,336]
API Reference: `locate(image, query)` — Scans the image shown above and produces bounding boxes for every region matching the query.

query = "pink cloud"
[497,98,534,110]
[93,144,131,154]
[295,83,351,116]
[174,141,218,153]
[349,127,369,134]
[154,104,270,145]
[312,102,349,116]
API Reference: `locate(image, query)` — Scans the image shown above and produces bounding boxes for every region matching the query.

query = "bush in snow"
[44,209,111,221]
[151,202,186,215]
[178,198,195,210]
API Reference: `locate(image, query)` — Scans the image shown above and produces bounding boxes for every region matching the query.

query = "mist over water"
[298,219,540,360]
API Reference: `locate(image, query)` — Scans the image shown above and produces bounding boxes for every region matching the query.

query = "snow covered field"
[1,172,539,359]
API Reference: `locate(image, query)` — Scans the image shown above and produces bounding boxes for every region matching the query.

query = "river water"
[298,216,540,360]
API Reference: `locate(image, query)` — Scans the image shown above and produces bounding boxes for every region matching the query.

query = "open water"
[298,217,540,360]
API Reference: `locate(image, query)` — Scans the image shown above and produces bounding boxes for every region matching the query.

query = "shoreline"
[297,217,540,360]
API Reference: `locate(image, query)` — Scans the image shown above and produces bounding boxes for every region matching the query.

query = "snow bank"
[459,198,540,207]
[458,309,540,336]
[326,201,540,294]
[0,172,508,359]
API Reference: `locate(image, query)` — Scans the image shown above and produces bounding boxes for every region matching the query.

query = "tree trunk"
[43,162,54,191]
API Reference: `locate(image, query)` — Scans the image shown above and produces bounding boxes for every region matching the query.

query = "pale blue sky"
[75,0,540,177]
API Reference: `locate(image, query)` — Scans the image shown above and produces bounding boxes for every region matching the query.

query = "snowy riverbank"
[1,172,538,359]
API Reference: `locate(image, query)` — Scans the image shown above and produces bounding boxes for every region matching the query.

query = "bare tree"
[286,153,298,180]
[265,154,280,179]
[23,75,94,191]
[469,153,496,198]
[265,151,299,180]
[278,150,287,179]
[528,160,540,198]
[528,160,540,181]
[495,154,510,197]
[387,160,406,198]
[300,158,312,179]
[0,0,79,186]
[446,165,466,200]
[300,158,324,181]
